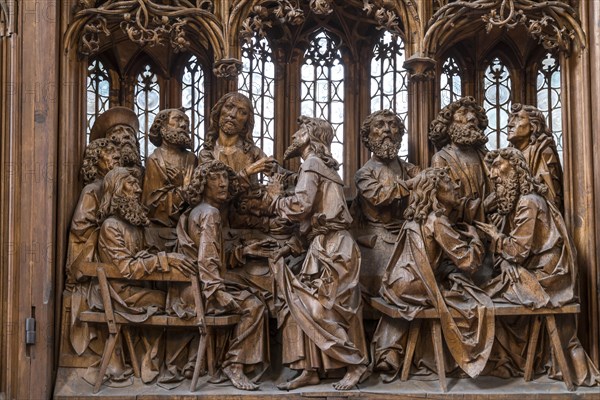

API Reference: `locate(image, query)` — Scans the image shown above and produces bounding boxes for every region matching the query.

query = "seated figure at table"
[173,160,270,391]
[372,167,495,380]
[142,108,198,251]
[353,110,420,295]
[477,148,599,386]
[93,167,196,384]
[199,92,294,314]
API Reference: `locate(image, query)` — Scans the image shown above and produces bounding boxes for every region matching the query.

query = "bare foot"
[222,363,259,391]
[277,370,320,390]
[333,364,367,390]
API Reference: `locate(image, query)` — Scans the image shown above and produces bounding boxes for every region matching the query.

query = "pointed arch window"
[370,31,409,158]
[86,59,110,141]
[537,53,563,163]
[440,56,462,108]
[300,30,345,177]
[134,64,160,160]
[182,55,205,154]
[483,57,512,150]
[239,36,275,157]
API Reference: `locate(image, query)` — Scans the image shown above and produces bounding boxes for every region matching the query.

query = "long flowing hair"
[429,96,488,149]
[204,92,255,152]
[299,115,340,170]
[403,168,450,223]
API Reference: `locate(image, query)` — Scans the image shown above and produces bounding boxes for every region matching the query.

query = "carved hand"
[243,239,279,259]
[245,156,277,176]
[166,253,197,277]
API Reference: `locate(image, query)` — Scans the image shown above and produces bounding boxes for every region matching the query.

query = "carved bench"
[368,297,580,392]
[76,261,240,393]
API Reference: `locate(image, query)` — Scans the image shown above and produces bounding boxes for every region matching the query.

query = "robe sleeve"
[273,169,319,223]
[432,216,484,272]
[492,200,538,264]
[196,210,226,299]
[355,167,410,208]
[98,221,161,280]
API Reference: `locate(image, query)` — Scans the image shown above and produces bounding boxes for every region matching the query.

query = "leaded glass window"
[537,53,563,163]
[371,31,409,158]
[483,57,512,149]
[134,64,160,160]
[239,36,275,157]
[301,30,345,177]
[182,55,205,154]
[86,59,110,141]
[440,56,462,108]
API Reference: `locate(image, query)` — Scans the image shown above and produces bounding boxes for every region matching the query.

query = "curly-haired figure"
[477,148,599,386]
[429,96,491,222]
[353,110,421,295]
[65,139,121,365]
[372,168,494,380]
[174,160,270,391]
[507,103,563,211]
[142,108,197,251]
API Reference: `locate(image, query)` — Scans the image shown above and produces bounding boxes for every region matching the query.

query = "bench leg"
[206,327,216,378]
[545,315,575,391]
[431,320,447,392]
[94,327,121,394]
[190,332,207,392]
[123,328,141,378]
[524,315,542,381]
[401,319,422,381]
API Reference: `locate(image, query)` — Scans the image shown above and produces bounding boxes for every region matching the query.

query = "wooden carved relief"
[424,0,586,56]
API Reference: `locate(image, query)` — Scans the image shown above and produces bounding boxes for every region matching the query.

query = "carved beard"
[162,126,193,149]
[370,135,402,161]
[284,138,307,161]
[448,122,488,147]
[120,143,141,167]
[112,195,150,226]
[495,175,519,215]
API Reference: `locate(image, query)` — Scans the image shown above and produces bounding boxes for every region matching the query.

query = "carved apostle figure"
[93,167,195,384]
[66,138,121,360]
[353,110,420,295]
[268,116,368,390]
[175,160,270,391]
[90,106,144,176]
[142,108,198,251]
[477,148,599,386]
[199,92,276,189]
[507,103,563,211]
[372,167,494,379]
[429,96,491,222]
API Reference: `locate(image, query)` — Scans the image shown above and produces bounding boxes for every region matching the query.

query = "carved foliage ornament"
[240,0,404,45]
[0,0,14,37]
[425,0,585,55]
[65,0,218,57]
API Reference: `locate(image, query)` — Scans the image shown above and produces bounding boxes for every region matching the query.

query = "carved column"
[404,55,436,168]
[561,1,599,364]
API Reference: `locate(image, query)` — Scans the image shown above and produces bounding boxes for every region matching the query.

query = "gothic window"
[86,59,110,141]
[440,56,462,108]
[371,31,409,157]
[182,55,205,154]
[301,30,345,176]
[134,64,160,160]
[537,53,563,163]
[483,57,512,150]
[239,36,275,157]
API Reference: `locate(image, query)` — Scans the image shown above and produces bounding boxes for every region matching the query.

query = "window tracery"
[537,52,563,163]
[483,57,512,150]
[301,30,345,176]
[182,55,206,155]
[86,59,110,141]
[440,56,462,109]
[370,31,409,158]
[239,36,275,157]
[134,64,161,160]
